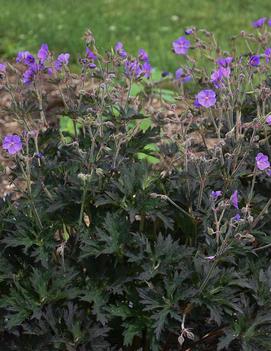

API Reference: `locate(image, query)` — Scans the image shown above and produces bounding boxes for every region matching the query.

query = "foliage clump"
[0,23,271,350]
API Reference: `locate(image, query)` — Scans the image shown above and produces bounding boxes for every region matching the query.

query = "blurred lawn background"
[0,0,270,71]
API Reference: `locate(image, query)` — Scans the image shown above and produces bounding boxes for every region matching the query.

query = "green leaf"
[217,329,237,350]
[130,83,143,97]
[153,88,176,102]
[123,322,142,346]
[136,152,160,164]
[140,117,152,132]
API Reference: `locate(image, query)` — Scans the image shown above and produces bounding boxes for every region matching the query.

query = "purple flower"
[114,42,127,58]
[124,60,142,79]
[211,67,230,88]
[266,115,271,125]
[2,134,22,155]
[22,68,35,85]
[252,17,266,28]
[265,48,271,63]
[16,50,35,65]
[184,28,193,35]
[138,48,149,62]
[175,68,191,83]
[47,67,53,76]
[88,63,97,69]
[142,61,152,78]
[217,56,233,67]
[194,98,201,108]
[25,55,35,65]
[86,48,97,60]
[268,19,271,26]
[249,55,261,67]
[256,153,270,170]
[233,213,241,222]
[161,71,170,77]
[22,63,39,85]
[16,51,35,65]
[172,36,190,55]
[175,67,183,79]
[34,152,44,159]
[210,69,223,88]
[211,190,222,200]
[219,66,231,78]
[231,190,239,209]
[58,53,70,64]
[196,89,216,108]
[37,43,49,64]
[54,53,70,71]
[0,63,6,72]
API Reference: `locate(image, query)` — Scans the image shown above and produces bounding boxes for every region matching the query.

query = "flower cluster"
[17,44,51,84]
[210,57,232,88]
[15,44,72,84]
[251,17,271,28]
[115,42,152,80]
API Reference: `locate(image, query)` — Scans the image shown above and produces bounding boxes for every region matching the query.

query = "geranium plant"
[0,21,271,350]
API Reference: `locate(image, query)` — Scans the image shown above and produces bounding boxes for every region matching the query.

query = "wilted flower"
[172,36,190,55]
[252,17,266,28]
[175,68,191,83]
[54,53,70,71]
[249,55,261,67]
[231,190,239,209]
[196,89,216,108]
[138,48,149,62]
[256,153,270,170]
[2,134,22,155]
[37,43,49,64]
[265,48,271,63]
[266,115,271,125]
[210,190,222,200]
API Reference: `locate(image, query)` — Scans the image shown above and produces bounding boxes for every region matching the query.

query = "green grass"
[0,0,269,70]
